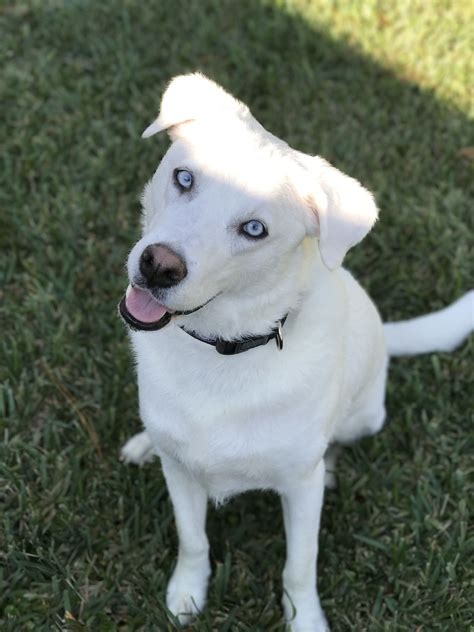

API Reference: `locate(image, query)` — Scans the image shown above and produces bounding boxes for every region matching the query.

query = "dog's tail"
[383,291,473,357]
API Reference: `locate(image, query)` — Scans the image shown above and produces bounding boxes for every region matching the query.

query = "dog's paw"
[287,619,330,632]
[166,591,203,625]
[120,431,155,465]
[166,570,208,625]
[323,444,341,489]
[286,612,330,632]
[324,470,337,489]
[283,592,329,632]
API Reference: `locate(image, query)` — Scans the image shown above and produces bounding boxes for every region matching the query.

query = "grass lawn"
[1,1,473,630]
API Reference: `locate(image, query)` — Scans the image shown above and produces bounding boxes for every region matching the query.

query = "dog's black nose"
[139,244,187,288]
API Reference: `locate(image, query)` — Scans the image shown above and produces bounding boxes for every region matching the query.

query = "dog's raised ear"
[297,156,379,270]
[142,73,248,139]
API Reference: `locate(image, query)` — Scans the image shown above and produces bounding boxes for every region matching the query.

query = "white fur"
[384,290,473,356]
[121,74,472,631]
[120,429,154,465]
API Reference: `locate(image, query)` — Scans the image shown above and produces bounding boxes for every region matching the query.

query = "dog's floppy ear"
[299,157,379,270]
[142,73,248,139]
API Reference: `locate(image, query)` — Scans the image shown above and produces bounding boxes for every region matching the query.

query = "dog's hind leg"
[161,456,211,624]
[280,459,329,632]
[323,444,341,489]
[332,358,388,447]
[120,430,155,465]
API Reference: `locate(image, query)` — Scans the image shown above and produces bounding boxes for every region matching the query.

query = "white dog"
[119,74,473,631]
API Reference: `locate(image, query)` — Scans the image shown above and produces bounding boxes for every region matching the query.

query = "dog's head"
[123,74,378,338]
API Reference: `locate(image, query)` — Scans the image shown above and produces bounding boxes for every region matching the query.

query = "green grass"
[1,1,473,630]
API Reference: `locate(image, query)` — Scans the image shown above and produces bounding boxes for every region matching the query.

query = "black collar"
[180,315,288,355]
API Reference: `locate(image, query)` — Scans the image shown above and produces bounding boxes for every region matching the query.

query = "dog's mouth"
[119,285,216,332]
[119,285,173,331]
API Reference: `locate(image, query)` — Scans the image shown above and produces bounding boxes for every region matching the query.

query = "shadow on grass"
[1,1,472,630]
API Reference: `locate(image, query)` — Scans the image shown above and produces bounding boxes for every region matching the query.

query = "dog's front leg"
[280,459,328,632]
[161,456,211,624]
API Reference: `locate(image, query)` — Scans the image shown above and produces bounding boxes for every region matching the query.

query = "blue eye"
[241,220,268,239]
[174,169,193,190]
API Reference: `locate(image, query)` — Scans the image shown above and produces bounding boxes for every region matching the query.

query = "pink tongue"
[125,286,169,323]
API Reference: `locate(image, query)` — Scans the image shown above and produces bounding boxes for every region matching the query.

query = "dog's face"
[123,74,378,333]
[127,120,311,317]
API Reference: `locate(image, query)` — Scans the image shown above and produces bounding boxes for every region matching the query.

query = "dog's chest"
[134,331,333,497]
[148,395,327,499]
